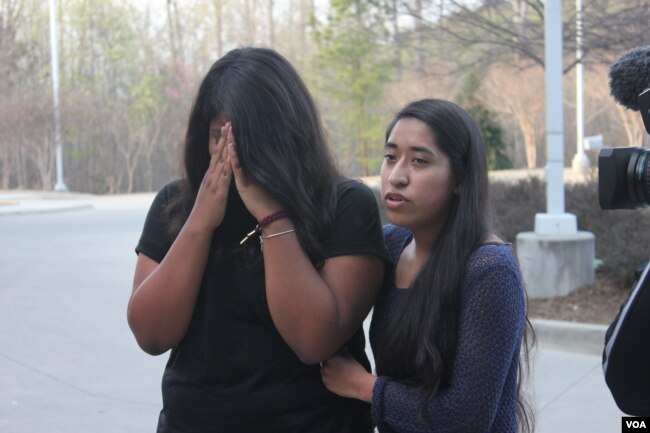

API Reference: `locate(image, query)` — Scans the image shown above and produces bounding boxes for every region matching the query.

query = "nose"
[388,161,408,188]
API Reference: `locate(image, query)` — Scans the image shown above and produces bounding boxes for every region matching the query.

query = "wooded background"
[1,0,649,193]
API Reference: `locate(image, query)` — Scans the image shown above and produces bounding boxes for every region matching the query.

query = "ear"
[454,183,463,195]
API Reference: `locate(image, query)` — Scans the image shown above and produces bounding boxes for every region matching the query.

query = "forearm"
[128,221,213,354]
[372,375,499,433]
[261,220,343,362]
[262,216,385,364]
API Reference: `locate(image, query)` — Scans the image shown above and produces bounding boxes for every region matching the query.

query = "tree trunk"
[245,0,256,45]
[214,0,223,57]
[391,0,401,79]
[268,0,275,47]
[299,0,314,57]
[166,0,185,63]
[521,125,537,169]
[166,0,178,62]
[29,135,53,190]
[415,0,425,76]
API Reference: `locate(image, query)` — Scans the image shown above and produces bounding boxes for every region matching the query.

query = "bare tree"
[244,0,257,44]
[484,65,545,168]
[413,0,427,75]
[389,0,402,78]
[0,97,18,188]
[0,84,56,189]
[24,97,56,190]
[213,0,224,57]
[404,0,650,72]
[0,0,24,86]
[299,0,315,57]
[167,0,185,64]
[268,0,275,46]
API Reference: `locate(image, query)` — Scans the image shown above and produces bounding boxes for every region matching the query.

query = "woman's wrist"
[261,217,294,234]
[356,372,377,403]
[184,212,220,234]
[240,210,294,246]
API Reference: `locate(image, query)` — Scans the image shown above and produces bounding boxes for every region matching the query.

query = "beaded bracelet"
[239,210,289,245]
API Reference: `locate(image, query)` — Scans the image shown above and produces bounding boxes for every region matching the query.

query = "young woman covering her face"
[321,99,534,433]
[127,47,389,433]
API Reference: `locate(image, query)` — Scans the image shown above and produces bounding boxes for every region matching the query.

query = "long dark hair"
[167,47,339,263]
[376,99,534,431]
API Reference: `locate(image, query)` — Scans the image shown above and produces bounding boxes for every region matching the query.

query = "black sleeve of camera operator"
[602,263,650,416]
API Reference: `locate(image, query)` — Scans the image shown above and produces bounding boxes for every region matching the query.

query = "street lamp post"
[515,0,594,299]
[572,0,590,172]
[49,0,68,192]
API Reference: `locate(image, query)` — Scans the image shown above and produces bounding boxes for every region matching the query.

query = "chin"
[385,212,409,228]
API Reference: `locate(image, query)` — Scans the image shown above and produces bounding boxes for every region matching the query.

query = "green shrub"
[489,177,545,241]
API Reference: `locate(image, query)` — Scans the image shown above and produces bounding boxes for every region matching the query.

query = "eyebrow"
[385,142,435,156]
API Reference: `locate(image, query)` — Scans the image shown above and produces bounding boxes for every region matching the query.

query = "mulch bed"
[527,278,631,325]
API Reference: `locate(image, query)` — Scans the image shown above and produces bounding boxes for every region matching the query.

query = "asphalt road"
[1,203,167,433]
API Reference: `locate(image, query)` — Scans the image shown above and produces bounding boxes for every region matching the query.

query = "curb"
[0,203,94,216]
[0,191,95,216]
[531,318,607,356]
[0,191,155,216]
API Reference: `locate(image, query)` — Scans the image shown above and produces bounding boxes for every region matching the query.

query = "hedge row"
[490,177,650,287]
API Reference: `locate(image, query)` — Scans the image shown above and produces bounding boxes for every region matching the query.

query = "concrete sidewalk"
[526,318,625,432]
[0,190,627,432]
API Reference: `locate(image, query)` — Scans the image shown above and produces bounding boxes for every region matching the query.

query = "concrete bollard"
[516,231,595,299]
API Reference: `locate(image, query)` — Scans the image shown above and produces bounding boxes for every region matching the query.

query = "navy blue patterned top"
[369,224,526,433]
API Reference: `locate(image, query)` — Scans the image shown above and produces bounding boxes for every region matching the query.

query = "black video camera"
[598,50,650,210]
[598,145,650,210]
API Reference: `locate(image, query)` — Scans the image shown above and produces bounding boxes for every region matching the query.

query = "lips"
[384,192,407,209]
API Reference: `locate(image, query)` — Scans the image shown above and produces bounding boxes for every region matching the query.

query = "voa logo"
[626,419,647,429]
[623,417,650,431]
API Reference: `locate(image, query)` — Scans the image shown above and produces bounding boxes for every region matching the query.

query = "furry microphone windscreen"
[608,46,650,111]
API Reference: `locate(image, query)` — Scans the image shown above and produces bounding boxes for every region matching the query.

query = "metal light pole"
[516,0,593,299]
[572,0,590,172]
[49,0,68,192]
[535,0,577,234]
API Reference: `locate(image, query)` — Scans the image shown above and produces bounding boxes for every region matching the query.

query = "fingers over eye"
[221,152,231,176]
[220,134,230,160]
[228,143,241,170]
[208,150,219,173]
[226,122,234,143]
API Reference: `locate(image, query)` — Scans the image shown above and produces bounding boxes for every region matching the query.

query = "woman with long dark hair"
[127,47,388,432]
[321,98,534,432]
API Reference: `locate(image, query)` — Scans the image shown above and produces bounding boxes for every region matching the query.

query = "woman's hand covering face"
[227,125,284,221]
[188,122,232,232]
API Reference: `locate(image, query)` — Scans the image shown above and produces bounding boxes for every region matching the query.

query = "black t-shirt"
[135,178,389,433]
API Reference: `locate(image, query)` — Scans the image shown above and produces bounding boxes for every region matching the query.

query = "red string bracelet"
[240,210,289,245]
[259,210,289,227]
